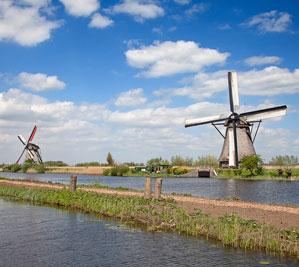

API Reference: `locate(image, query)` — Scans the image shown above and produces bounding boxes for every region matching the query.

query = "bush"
[104,165,130,176]
[10,163,22,173]
[172,167,189,175]
[240,155,263,177]
[35,165,45,173]
[22,159,34,173]
[103,168,111,176]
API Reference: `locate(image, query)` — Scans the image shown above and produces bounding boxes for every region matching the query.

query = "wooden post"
[154,178,162,200]
[144,176,151,199]
[70,175,77,192]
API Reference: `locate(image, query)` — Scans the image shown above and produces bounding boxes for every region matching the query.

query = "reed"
[0,185,298,258]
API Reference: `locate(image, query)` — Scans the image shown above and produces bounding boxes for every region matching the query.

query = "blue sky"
[0,0,298,164]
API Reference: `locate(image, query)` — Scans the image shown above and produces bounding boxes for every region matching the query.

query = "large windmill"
[17,125,43,164]
[185,72,287,168]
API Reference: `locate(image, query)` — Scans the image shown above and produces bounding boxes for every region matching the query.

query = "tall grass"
[0,185,298,258]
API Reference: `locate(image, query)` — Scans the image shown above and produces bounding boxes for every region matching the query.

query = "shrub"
[22,159,34,173]
[172,167,189,175]
[103,168,111,176]
[35,165,45,173]
[10,163,22,173]
[240,155,263,176]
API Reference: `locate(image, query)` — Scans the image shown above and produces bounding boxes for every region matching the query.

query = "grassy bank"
[0,185,298,259]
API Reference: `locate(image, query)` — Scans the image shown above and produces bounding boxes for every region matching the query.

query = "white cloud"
[185,3,208,17]
[174,0,191,4]
[125,40,229,77]
[89,13,113,28]
[218,23,232,30]
[18,72,66,91]
[243,10,291,33]
[0,1,61,46]
[163,66,299,100]
[109,0,164,22]
[115,88,147,107]
[244,56,281,66]
[59,0,99,17]
[0,88,295,163]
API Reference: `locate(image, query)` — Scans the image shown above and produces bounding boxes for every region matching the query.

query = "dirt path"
[1,179,298,229]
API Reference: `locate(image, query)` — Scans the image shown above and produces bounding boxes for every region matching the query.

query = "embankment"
[0,178,298,258]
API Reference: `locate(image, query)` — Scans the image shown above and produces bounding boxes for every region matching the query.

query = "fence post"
[144,176,151,199]
[70,175,77,192]
[154,178,162,200]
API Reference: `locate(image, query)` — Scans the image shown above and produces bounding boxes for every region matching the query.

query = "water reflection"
[0,199,297,267]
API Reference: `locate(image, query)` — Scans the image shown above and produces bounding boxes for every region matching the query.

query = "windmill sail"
[28,125,37,142]
[185,114,228,127]
[228,72,240,113]
[240,105,287,122]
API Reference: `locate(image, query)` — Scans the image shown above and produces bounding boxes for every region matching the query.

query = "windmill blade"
[16,148,26,164]
[185,114,228,128]
[228,128,235,167]
[28,125,37,143]
[239,105,287,122]
[228,72,240,113]
[18,135,27,145]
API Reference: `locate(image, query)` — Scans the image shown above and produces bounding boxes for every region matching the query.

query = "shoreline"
[1,168,299,181]
[0,178,298,259]
[0,178,298,228]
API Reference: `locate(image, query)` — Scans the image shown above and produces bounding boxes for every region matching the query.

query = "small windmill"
[185,72,287,168]
[17,125,43,164]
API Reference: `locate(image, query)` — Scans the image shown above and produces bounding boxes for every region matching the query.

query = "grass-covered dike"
[0,184,298,259]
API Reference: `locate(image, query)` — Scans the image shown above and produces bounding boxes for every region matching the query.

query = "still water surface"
[1,172,299,206]
[0,199,297,267]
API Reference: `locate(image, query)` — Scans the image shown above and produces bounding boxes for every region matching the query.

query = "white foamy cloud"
[0,0,61,46]
[243,10,291,33]
[126,40,229,77]
[18,72,66,91]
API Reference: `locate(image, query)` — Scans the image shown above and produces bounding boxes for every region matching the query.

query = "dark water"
[1,172,299,206]
[0,199,297,267]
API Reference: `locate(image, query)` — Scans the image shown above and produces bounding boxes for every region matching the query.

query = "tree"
[269,155,298,166]
[240,155,263,176]
[194,155,218,168]
[106,152,114,166]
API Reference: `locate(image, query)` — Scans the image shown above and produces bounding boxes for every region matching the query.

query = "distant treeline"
[43,161,68,167]
[269,155,298,166]
[146,155,219,167]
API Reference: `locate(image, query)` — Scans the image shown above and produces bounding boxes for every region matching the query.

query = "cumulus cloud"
[0,88,226,162]
[185,3,208,17]
[18,72,66,91]
[89,13,113,28]
[179,68,296,103]
[109,0,164,22]
[243,10,291,33]
[0,88,294,163]
[125,40,229,77]
[115,88,147,107]
[165,66,299,100]
[0,0,61,46]
[174,0,191,4]
[59,0,100,17]
[244,56,281,66]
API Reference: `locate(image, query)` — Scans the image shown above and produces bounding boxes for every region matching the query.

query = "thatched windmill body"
[185,72,287,168]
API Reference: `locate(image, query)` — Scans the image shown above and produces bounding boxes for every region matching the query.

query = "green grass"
[0,184,298,259]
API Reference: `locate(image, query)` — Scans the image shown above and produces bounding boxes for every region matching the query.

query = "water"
[0,199,297,267]
[1,172,299,206]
